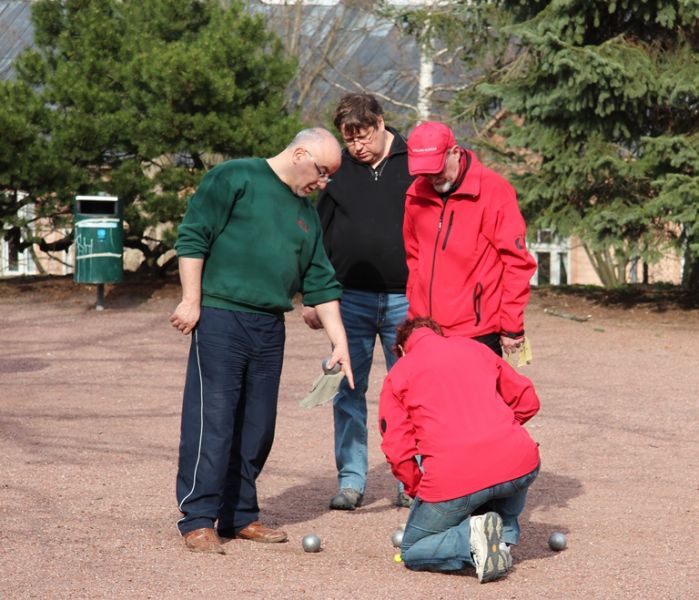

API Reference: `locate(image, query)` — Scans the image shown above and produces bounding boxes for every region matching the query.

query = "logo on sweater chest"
[296,218,309,233]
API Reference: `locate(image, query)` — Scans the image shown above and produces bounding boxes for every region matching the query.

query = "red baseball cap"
[407,122,457,175]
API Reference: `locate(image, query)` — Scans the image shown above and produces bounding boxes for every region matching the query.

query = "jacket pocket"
[441,210,454,250]
[472,282,483,326]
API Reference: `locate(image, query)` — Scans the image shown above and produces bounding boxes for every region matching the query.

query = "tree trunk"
[583,244,627,288]
[683,255,699,292]
[417,36,433,122]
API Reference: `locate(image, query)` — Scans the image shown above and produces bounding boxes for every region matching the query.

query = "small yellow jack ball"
[393,553,402,563]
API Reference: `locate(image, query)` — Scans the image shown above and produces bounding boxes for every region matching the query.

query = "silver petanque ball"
[322,357,341,375]
[302,533,322,553]
[548,531,567,551]
[391,527,404,548]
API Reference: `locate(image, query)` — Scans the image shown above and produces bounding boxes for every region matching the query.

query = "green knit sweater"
[175,158,341,314]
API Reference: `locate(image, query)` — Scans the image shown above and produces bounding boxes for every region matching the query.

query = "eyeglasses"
[304,150,332,183]
[342,127,375,147]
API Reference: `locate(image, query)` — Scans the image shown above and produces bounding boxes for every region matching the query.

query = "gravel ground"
[1,277,697,599]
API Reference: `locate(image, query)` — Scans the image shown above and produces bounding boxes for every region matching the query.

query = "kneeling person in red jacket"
[378,317,540,583]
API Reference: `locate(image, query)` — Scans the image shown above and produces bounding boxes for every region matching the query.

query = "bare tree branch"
[322,58,419,113]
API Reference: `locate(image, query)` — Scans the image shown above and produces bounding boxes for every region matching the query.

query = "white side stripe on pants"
[177,329,205,522]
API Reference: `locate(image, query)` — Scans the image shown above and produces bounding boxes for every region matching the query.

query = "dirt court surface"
[1,276,697,599]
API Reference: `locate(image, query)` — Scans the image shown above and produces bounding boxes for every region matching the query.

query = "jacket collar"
[405,327,438,354]
[386,125,408,155]
[455,148,482,198]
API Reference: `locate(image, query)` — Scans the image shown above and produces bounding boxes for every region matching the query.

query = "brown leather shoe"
[236,521,288,543]
[183,527,226,554]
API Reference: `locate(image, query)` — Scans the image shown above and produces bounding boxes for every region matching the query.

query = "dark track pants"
[176,307,285,536]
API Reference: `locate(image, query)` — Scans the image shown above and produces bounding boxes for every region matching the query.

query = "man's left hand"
[500,335,524,355]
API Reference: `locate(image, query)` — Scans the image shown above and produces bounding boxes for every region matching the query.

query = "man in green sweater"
[170,127,354,554]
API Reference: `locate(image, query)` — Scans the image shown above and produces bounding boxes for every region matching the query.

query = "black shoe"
[329,488,363,510]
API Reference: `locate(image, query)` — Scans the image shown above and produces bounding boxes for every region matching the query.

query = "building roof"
[0,1,34,81]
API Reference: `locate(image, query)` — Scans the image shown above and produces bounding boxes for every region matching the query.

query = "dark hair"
[333,93,384,136]
[393,317,443,356]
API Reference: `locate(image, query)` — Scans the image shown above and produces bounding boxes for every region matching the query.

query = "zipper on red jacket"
[428,200,449,315]
[427,151,470,315]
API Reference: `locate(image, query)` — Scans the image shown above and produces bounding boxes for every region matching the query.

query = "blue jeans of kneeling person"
[333,289,408,494]
[400,465,540,572]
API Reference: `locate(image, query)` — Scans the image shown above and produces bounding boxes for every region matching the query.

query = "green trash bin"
[74,195,123,284]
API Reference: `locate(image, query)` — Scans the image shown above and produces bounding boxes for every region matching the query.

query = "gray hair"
[287,127,340,153]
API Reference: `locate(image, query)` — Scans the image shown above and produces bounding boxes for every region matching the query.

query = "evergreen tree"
[0,78,74,268]
[2,0,300,273]
[453,0,699,288]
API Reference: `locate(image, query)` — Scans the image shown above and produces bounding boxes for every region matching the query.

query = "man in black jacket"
[303,93,415,510]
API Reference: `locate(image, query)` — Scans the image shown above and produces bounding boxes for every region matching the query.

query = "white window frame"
[1,200,37,277]
[529,229,571,286]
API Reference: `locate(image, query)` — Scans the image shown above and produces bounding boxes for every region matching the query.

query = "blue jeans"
[401,465,540,572]
[333,289,408,493]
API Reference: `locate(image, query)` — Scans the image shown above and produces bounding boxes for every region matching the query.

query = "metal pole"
[96,283,105,311]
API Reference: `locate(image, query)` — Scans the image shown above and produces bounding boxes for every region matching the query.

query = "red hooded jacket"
[403,149,537,338]
[378,328,540,501]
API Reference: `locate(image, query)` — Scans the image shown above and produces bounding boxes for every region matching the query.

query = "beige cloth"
[299,371,345,408]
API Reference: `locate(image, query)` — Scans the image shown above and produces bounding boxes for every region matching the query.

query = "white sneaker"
[500,542,513,569]
[469,512,509,583]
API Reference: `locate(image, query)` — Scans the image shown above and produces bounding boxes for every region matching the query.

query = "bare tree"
[254,0,468,128]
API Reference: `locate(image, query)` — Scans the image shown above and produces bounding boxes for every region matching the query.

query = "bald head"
[268,127,342,197]
[287,128,341,155]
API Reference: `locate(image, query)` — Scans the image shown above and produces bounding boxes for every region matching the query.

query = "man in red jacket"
[404,122,537,356]
[378,317,540,583]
